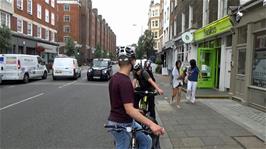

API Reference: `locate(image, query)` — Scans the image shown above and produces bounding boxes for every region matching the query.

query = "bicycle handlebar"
[104,124,151,134]
[134,90,159,96]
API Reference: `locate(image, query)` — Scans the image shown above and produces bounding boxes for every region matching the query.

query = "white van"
[52,57,81,80]
[0,54,48,83]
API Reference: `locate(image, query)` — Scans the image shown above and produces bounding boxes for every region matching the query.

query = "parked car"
[0,54,47,83]
[87,59,113,81]
[52,57,81,80]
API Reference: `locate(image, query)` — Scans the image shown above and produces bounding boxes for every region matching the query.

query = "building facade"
[230,0,266,111]
[57,0,116,62]
[0,0,59,64]
[57,0,81,53]
[148,0,161,52]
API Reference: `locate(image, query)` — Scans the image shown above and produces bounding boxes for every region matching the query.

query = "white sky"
[92,0,160,46]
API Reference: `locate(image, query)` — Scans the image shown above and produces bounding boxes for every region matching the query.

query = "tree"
[0,25,12,53]
[65,38,76,57]
[102,49,107,58]
[109,52,115,60]
[94,43,102,58]
[136,30,155,59]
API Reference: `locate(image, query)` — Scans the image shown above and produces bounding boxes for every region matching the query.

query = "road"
[0,66,119,149]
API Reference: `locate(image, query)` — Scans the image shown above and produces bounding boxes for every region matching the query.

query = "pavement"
[154,74,266,149]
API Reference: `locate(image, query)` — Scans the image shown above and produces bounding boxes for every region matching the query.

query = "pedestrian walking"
[171,60,183,108]
[186,59,200,104]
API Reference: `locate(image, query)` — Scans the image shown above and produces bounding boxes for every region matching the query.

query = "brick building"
[57,0,81,53]
[57,0,116,63]
[0,0,59,63]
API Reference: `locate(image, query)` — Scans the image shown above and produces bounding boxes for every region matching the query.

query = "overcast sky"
[92,0,160,46]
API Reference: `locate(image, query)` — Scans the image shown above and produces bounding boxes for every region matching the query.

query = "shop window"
[237,26,247,44]
[237,48,246,75]
[252,31,266,88]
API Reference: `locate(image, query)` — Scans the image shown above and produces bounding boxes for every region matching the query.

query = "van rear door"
[1,55,19,80]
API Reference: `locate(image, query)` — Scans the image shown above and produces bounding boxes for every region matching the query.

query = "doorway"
[225,48,232,90]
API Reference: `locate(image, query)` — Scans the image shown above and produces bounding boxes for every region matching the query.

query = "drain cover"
[232,136,265,149]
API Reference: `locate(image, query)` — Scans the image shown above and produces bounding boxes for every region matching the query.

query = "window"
[17,0,23,10]
[51,0,55,7]
[155,20,158,27]
[64,15,70,22]
[45,0,49,4]
[45,9,49,23]
[45,29,49,40]
[252,31,266,88]
[154,31,158,38]
[37,26,42,38]
[237,26,247,44]
[37,4,42,19]
[27,23,32,36]
[17,18,23,33]
[51,32,55,42]
[64,25,70,33]
[64,4,70,11]
[51,13,55,25]
[0,11,11,28]
[152,21,155,27]
[27,0,32,15]
[64,36,70,42]
[237,48,246,75]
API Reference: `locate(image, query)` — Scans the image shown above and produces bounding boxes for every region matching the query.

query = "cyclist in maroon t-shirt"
[107,46,165,149]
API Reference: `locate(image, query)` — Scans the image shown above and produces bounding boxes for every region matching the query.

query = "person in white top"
[171,60,183,108]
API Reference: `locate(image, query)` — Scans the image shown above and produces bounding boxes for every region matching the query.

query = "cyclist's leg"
[110,130,131,149]
[148,95,156,120]
[133,121,152,149]
[108,121,131,149]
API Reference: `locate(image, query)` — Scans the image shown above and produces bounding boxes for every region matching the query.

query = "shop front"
[231,1,266,111]
[194,16,233,90]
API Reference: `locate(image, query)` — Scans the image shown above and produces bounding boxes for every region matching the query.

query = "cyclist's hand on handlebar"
[150,123,165,136]
[157,88,164,95]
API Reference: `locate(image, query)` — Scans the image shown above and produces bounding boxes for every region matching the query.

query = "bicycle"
[134,90,161,149]
[104,124,151,149]
[134,90,159,118]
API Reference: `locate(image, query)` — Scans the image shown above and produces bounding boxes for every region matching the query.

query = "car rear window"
[54,58,73,66]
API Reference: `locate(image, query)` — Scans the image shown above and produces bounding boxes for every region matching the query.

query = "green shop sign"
[194,16,232,41]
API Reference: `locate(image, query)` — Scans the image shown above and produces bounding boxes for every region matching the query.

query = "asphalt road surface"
[0,66,120,149]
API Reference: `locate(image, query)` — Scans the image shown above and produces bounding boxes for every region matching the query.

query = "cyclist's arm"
[124,103,154,127]
[148,78,163,95]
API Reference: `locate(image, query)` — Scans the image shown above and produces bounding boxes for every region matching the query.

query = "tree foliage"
[136,30,155,59]
[65,38,76,57]
[94,43,102,58]
[0,25,12,51]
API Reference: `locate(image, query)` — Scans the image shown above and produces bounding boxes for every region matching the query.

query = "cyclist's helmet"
[133,63,141,71]
[116,46,132,61]
[146,60,151,67]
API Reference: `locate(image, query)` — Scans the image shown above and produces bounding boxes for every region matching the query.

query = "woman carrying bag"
[171,60,183,108]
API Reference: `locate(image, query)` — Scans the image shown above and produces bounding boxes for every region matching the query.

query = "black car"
[87,59,113,81]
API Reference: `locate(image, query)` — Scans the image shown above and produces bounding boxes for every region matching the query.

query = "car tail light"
[17,60,21,69]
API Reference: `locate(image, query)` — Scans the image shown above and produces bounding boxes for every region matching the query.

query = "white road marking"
[8,86,15,88]
[0,93,44,111]
[58,81,77,88]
